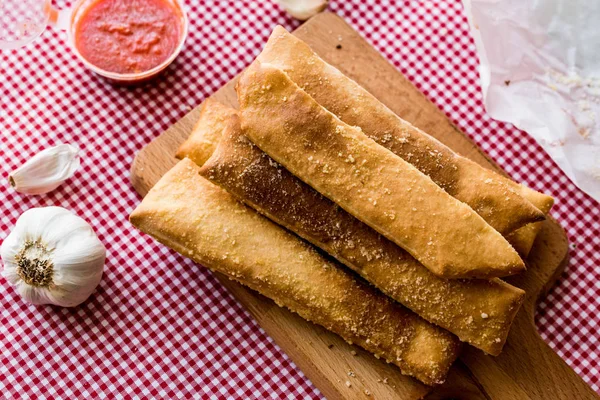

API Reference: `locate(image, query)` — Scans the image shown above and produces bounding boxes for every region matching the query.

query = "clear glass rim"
[0,0,52,50]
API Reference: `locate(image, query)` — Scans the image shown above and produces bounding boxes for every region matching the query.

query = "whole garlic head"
[275,0,328,20]
[1,207,106,307]
[9,144,80,195]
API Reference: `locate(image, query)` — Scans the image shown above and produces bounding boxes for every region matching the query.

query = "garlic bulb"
[1,207,106,307]
[9,144,80,195]
[275,0,328,20]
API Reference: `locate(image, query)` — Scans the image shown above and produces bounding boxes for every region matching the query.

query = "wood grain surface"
[130,13,598,400]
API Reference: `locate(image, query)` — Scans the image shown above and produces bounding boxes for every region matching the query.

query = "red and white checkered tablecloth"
[1,0,599,398]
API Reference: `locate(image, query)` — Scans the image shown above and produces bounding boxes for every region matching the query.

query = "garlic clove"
[274,0,329,21]
[1,206,106,308]
[8,144,80,195]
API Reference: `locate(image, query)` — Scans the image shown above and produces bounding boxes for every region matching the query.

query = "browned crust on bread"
[176,98,238,166]
[507,221,544,257]
[237,62,525,279]
[130,159,461,385]
[257,26,548,235]
[507,187,555,257]
[200,110,525,355]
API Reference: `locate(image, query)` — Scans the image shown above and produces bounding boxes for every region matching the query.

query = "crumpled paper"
[463,0,600,201]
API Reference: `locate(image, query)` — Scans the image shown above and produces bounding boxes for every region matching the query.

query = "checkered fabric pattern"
[1,0,598,398]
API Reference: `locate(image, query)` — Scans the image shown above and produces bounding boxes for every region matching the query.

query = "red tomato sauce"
[73,0,183,74]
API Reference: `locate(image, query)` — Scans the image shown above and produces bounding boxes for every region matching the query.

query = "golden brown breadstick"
[237,62,525,279]
[130,159,461,385]
[199,110,525,355]
[257,26,549,235]
[176,98,237,166]
[507,187,555,257]
[507,222,544,257]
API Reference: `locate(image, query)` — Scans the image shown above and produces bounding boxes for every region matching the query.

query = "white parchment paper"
[463,0,600,201]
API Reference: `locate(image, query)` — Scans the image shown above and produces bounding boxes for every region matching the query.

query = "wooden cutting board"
[130,12,598,400]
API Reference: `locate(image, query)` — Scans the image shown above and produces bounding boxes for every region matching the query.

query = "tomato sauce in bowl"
[69,0,187,83]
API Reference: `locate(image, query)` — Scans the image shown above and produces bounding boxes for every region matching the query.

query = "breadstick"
[176,98,237,166]
[237,62,525,279]
[130,159,461,385]
[507,188,555,257]
[256,26,550,235]
[200,110,525,355]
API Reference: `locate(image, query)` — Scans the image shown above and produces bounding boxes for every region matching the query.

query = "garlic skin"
[1,207,106,307]
[275,0,328,20]
[9,144,80,195]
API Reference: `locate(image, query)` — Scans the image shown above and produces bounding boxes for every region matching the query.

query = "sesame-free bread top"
[176,98,238,167]
[506,187,554,257]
